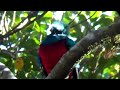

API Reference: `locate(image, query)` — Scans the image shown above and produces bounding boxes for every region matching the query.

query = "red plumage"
[39,39,68,74]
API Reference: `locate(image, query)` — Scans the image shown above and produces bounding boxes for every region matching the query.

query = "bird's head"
[50,21,69,35]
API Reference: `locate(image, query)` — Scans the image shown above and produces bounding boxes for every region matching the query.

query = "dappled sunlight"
[0,45,7,50]
[0,11,119,79]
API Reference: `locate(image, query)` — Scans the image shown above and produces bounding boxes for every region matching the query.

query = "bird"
[38,20,78,79]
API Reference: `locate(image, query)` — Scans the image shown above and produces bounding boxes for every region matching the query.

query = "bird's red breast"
[39,39,68,74]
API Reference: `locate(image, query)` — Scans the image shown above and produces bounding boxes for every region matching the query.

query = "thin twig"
[1,11,6,34]
[4,16,12,49]
[4,16,8,33]
[68,11,82,26]
[11,11,16,27]
[71,11,97,28]
[1,49,15,58]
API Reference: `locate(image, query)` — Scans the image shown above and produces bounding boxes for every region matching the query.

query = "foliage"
[0,11,120,79]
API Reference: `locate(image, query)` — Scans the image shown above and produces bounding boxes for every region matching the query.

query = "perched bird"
[38,21,78,79]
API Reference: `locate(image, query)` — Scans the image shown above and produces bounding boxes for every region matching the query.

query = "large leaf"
[90,11,102,19]
[44,11,53,18]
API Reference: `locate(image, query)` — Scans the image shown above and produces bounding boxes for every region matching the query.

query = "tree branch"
[3,11,48,38]
[46,22,120,79]
[1,49,15,58]
[0,62,17,79]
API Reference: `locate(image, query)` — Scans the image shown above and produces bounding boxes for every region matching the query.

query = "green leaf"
[86,11,90,15]
[63,17,71,24]
[63,11,72,24]
[78,14,87,25]
[21,12,28,18]
[93,15,113,27]
[90,17,98,23]
[34,21,40,32]
[90,11,102,19]
[33,37,40,45]
[44,11,53,18]
[74,25,83,41]
[40,24,47,34]
[67,11,72,16]
[19,39,38,50]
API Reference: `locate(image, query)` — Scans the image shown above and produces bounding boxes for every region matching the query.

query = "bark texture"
[46,22,120,79]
